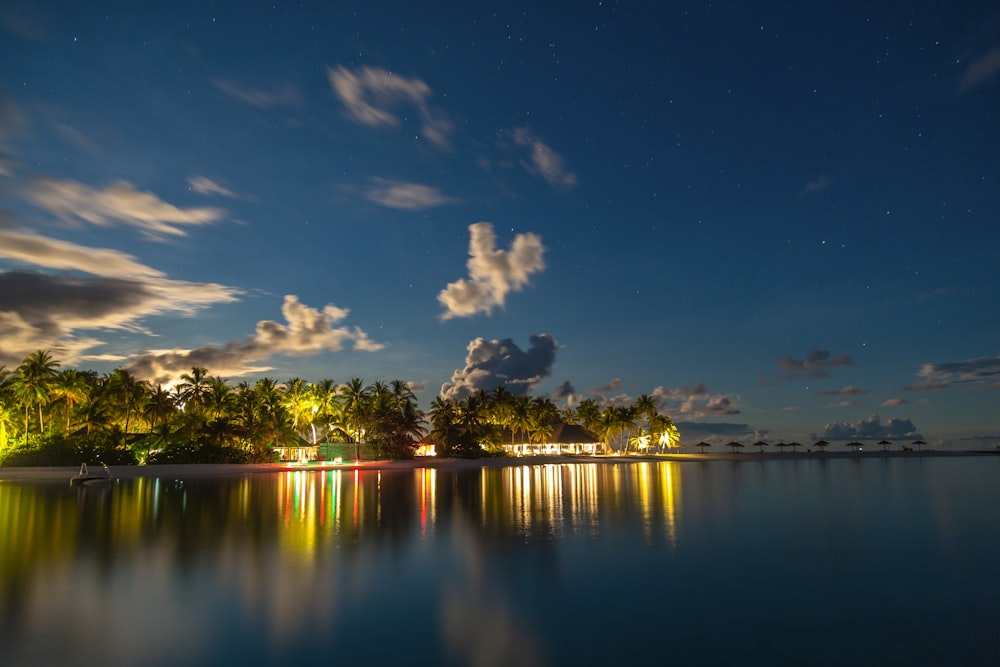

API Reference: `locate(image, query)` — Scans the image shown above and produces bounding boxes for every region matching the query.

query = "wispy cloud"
[327,65,453,149]
[510,126,577,189]
[775,349,853,380]
[904,355,1000,391]
[438,222,545,320]
[440,334,557,401]
[0,229,164,277]
[212,78,302,108]
[816,385,868,397]
[881,397,908,407]
[24,178,226,240]
[0,228,240,366]
[126,295,383,384]
[188,176,238,199]
[363,178,460,210]
[960,48,1000,92]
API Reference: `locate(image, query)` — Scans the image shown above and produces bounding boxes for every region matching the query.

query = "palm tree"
[204,377,234,421]
[649,413,680,452]
[312,378,342,442]
[108,368,147,447]
[12,350,60,440]
[577,399,601,436]
[50,369,91,434]
[509,395,533,449]
[341,378,370,460]
[176,366,211,413]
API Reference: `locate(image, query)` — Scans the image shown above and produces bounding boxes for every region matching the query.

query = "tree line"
[0,350,681,465]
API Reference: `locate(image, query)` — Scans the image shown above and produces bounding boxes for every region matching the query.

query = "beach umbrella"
[788,441,802,453]
[846,441,863,452]
[726,441,744,454]
[695,441,711,454]
[912,440,926,451]
[878,439,892,451]
[814,440,830,452]
[753,440,768,453]
[774,442,787,453]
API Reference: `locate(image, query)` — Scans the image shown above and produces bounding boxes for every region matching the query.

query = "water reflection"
[1,458,997,666]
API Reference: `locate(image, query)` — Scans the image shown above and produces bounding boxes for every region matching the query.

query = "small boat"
[70,462,114,486]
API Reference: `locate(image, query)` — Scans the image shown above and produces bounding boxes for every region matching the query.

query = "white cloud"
[438,222,545,320]
[24,178,226,240]
[0,229,164,277]
[187,176,237,199]
[127,295,383,384]
[363,178,459,210]
[511,127,577,188]
[651,383,742,418]
[327,66,453,148]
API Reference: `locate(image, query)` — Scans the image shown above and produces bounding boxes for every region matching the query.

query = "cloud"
[327,66,453,148]
[24,178,226,240]
[816,385,868,397]
[362,178,460,210]
[590,378,622,395]
[126,295,383,384]
[0,226,243,367]
[803,176,830,193]
[550,380,577,402]
[775,349,853,380]
[651,383,741,418]
[406,379,428,393]
[188,176,237,199]
[822,414,922,441]
[212,78,302,108]
[510,127,577,188]
[0,270,240,367]
[960,48,1000,92]
[828,400,862,408]
[0,229,164,277]
[881,398,907,407]
[437,222,545,320]
[439,334,557,401]
[904,355,1000,391]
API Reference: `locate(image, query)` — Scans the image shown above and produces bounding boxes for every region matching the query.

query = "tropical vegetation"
[0,350,681,466]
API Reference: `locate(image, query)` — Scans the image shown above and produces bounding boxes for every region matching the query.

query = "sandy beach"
[0,449,994,482]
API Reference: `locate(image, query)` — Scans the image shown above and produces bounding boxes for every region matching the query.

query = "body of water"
[1,457,998,665]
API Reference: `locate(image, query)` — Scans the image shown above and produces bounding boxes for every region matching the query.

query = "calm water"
[1,457,998,666]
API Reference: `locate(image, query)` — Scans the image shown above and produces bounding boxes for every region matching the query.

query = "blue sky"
[1,1,999,447]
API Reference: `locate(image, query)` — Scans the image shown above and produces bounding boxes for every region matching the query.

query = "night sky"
[2,1,998,447]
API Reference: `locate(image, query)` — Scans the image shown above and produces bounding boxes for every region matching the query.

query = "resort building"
[497,422,604,456]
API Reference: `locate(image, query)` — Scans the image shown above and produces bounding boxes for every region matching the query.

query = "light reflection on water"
[1,457,998,666]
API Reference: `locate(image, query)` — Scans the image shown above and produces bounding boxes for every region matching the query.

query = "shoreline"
[0,449,996,482]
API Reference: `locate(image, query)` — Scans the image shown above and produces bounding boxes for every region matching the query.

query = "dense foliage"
[0,351,426,465]
[0,350,681,466]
